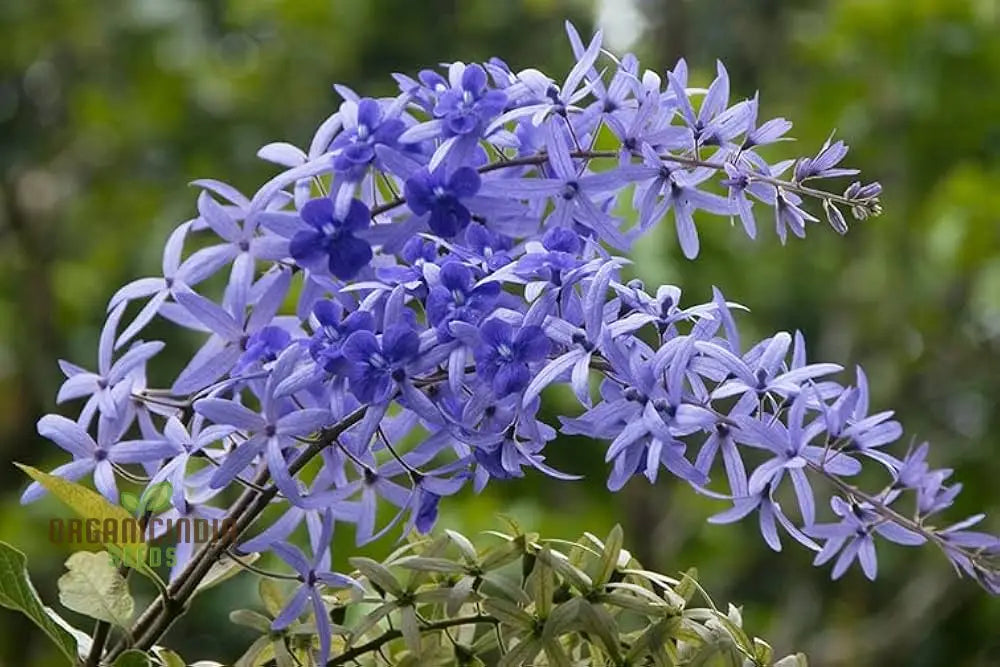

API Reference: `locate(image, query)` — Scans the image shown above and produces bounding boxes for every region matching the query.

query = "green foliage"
[14,463,169,592]
[57,551,134,628]
[113,649,152,667]
[0,542,78,664]
[16,464,150,571]
[229,526,806,666]
[2,1,998,665]
[121,481,173,517]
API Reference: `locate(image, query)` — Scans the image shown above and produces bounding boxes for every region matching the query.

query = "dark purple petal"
[300,197,335,229]
[341,198,372,232]
[448,167,482,198]
[328,233,373,280]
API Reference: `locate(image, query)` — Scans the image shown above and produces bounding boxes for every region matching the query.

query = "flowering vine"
[16,21,997,667]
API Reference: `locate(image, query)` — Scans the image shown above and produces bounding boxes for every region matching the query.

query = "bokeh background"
[1,0,998,665]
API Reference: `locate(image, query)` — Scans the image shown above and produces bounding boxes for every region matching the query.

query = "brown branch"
[105,406,367,660]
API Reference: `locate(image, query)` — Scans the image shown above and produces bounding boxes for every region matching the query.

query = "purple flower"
[709,481,818,553]
[233,325,292,374]
[308,301,375,374]
[26,21,996,603]
[474,319,550,397]
[22,415,173,504]
[341,324,420,404]
[482,119,638,249]
[404,167,482,237]
[270,511,359,666]
[170,269,292,394]
[57,302,164,426]
[794,135,859,182]
[194,362,331,501]
[331,98,405,178]
[376,236,440,289]
[425,261,500,330]
[512,227,585,282]
[734,393,861,525]
[741,93,792,149]
[806,496,925,580]
[696,331,842,404]
[291,197,373,280]
[666,61,751,149]
[564,341,715,490]
[632,146,733,258]
[774,189,818,243]
[433,63,507,137]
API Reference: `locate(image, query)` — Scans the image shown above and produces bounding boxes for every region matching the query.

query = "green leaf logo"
[136,481,172,515]
[120,492,140,516]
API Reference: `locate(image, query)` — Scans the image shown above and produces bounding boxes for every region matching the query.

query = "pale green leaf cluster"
[229,524,808,666]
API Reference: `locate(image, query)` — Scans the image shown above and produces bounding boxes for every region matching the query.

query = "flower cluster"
[25,22,996,666]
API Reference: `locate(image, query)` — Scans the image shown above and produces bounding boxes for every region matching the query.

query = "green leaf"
[272,637,297,667]
[113,649,151,667]
[395,556,465,574]
[753,637,773,664]
[481,571,532,605]
[196,552,257,594]
[349,557,405,597]
[498,637,541,667]
[482,598,534,631]
[0,541,79,664]
[234,635,271,667]
[45,606,92,656]
[593,524,623,588]
[57,551,134,627]
[578,601,622,661]
[445,529,478,563]
[230,608,273,633]
[16,464,149,570]
[534,548,592,592]
[479,534,525,571]
[600,590,669,615]
[446,575,477,617]
[709,609,752,654]
[259,578,285,617]
[625,617,678,663]
[543,597,584,638]
[151,646,187,667]
[348,600,398,644]
[529,549,555,618]
[399,604,422,656]
[120,491,140,516]
[139,481,173,514]
[543,639,573,667]
[675,568,698,605]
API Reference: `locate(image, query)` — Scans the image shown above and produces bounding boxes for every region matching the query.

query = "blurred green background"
[1,0,998,665]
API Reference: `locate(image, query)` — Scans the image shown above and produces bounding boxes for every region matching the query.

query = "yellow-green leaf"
[259,578,285,618]
[530,550,555,618]
[151,646,187,667]
[594,524,623,587]
[15,463,148,569]
[139,481,173,514]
